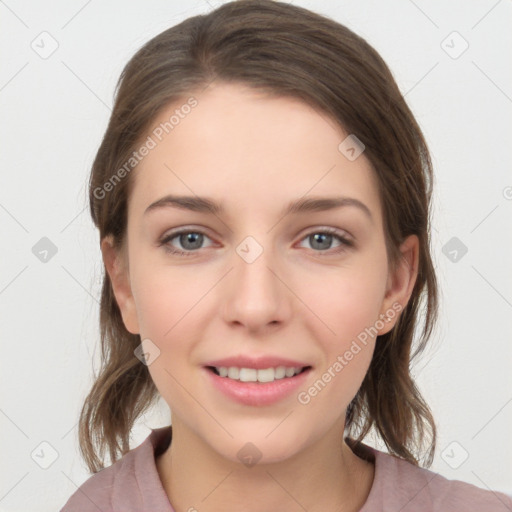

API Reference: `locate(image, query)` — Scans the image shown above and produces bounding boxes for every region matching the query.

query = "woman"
[61,1,512,510]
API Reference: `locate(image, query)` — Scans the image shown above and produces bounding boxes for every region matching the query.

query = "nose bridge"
[223,233,288,329]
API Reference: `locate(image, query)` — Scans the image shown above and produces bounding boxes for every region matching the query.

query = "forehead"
[128,82,382,224]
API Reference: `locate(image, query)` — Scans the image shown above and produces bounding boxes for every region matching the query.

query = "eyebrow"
[144,194,373,222]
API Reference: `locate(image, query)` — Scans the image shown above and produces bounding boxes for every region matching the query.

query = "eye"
[159,229,214,256]
[297,228,353,255]
[158,227,353,257]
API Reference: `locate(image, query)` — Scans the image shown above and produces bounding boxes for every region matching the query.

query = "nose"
[220,239,291,333]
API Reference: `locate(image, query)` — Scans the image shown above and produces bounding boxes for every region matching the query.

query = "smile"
[208,365,310,383]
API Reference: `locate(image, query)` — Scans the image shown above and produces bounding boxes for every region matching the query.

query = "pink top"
[61,426,512,511]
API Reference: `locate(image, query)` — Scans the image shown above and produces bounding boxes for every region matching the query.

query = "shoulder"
[60,426,173,512]
[60,444,139,512]
[352,441,512,512]
[386,455,511,511]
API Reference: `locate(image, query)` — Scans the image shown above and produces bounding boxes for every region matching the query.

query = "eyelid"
[160,225,214,240]
[299,225,353,242]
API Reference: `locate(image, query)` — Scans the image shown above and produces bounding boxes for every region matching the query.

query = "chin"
[203,424,308,468]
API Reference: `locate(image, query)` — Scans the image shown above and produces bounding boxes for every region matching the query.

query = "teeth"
[214,365,305,382]
[274,366,286,379]
[256,368,274,383]
[227,367,239,379]
[239,368,257,382]
[285,367,296,378]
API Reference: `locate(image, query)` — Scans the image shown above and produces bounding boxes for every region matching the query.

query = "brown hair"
[80,0,438,473]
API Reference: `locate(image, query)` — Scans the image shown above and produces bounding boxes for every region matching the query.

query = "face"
[103,82,418,465]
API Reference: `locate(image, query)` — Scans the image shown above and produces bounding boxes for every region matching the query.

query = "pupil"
[311,233,331,250]
[180,232,203,250]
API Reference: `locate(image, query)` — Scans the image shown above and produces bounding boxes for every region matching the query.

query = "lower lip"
[204,367,311,406]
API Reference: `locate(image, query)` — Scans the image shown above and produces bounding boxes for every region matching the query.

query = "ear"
[376,234,419,336]
[101,235,140,335]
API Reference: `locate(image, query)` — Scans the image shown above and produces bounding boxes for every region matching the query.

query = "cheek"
[132,267,206,411]
[130,262,219,395]
[294,267,383,418]
[292,254,387,409]
[299,286,378,401]
[299,257,388,347]
[131,260,210,340]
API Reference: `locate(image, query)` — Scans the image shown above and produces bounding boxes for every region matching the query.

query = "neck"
[156,419,374,512]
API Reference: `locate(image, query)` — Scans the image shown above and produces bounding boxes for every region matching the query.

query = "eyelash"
[158,227,353,257]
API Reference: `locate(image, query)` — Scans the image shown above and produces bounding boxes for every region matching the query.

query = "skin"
[102,82,419,512]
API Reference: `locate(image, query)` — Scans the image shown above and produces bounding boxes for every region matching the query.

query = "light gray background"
[1,0,511,510]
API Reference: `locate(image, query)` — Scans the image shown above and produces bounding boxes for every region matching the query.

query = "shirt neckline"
[145,426,384,512]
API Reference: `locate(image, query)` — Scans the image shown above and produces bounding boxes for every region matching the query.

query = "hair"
[80,0,439,474]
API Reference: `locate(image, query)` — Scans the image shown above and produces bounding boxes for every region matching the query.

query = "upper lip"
[204,355,312,370]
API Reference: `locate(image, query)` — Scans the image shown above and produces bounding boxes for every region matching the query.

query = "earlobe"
[377,234,419,336]
[100,236,140,335]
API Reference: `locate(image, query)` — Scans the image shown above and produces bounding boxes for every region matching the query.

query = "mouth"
[206,365,312,383]
[204,363,313,406]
